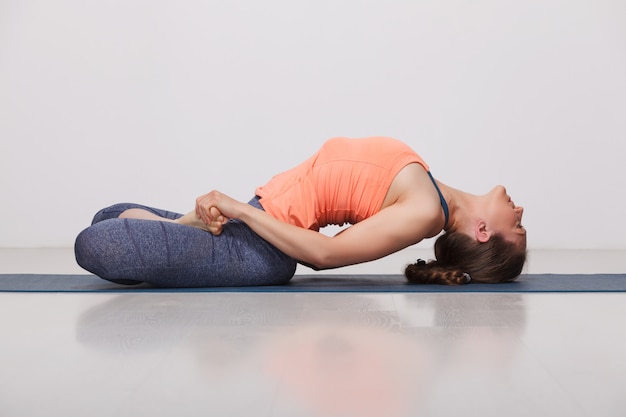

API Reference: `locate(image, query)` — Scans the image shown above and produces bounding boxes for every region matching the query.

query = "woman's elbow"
[297,237,347,270]
[303,251,344,270]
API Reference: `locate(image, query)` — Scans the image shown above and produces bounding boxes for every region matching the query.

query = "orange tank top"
[255,137,429,230]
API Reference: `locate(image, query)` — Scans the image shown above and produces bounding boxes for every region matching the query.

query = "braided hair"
[405,231,526,285]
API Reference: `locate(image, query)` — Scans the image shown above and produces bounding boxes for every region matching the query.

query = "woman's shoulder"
[383,163,446,236]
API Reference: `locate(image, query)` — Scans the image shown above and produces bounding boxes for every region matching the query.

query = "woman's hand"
[194,190,243,235]
[175,210,214,233]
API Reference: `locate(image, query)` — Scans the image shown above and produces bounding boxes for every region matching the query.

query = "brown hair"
[404,231,526,285]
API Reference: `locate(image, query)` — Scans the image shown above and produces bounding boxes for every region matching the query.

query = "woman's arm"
[195,190,439,270]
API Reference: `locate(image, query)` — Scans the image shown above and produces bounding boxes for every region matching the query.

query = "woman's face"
[484,186,527,249]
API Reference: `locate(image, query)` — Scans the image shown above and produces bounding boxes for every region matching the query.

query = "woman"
[75,136,526,287]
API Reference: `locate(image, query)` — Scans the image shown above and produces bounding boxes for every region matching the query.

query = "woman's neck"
[433,181,482,233]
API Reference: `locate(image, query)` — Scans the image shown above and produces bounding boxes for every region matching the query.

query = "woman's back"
[256,137,429,230]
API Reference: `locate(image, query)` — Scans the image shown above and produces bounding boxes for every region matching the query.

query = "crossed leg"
[119,208,218,233]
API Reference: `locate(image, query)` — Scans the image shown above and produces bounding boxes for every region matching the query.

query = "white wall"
[1,0,625,249]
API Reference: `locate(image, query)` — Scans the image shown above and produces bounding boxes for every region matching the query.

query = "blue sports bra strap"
[427,171,449,229]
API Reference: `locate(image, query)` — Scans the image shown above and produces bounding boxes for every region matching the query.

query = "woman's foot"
[119,208,177,223]
[118,208,217,233]
[174,211,211,232]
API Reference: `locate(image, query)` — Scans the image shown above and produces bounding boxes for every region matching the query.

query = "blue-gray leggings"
[74,197,297,287]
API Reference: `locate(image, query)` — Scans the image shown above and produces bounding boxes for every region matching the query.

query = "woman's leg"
[74,198,296,287]
[99,203,211,232]
[90,203,183,225]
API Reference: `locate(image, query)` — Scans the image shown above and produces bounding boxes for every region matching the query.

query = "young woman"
[75,136,526,287]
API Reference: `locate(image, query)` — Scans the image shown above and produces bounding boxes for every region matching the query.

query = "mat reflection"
[76,293,526,417]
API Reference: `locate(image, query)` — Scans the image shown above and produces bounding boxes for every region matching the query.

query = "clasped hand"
[196,190,243,235]
[175,190,239,235]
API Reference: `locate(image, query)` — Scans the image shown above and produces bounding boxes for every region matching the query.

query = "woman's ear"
[474,220,492,243]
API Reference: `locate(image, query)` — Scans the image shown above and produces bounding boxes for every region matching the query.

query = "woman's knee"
[74,226,104,275]
[74,224,141,285]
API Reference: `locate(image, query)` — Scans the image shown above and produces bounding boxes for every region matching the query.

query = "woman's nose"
[493,185,507,195]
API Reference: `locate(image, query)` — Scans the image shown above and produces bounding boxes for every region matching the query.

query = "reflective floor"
[1,249,625,417]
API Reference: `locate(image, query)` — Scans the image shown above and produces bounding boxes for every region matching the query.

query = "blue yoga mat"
[1,273,625,293]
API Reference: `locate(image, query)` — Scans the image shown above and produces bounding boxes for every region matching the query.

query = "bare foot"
[174,211,211,232]
[119,208,176,222]
[118,208,216,233]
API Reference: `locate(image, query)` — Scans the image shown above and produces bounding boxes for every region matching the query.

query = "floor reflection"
[75,293,527,417]
[396,293,527,372]
[263,322,429,417]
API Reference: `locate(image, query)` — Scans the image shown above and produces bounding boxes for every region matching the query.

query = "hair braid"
[405,259,471,285]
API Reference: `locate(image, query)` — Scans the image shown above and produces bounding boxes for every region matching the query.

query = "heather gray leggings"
[74,197,297,287]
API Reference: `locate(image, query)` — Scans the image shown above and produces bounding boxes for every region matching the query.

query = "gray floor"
[1,248,625,417]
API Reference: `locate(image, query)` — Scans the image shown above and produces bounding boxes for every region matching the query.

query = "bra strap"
[427,171,449,229]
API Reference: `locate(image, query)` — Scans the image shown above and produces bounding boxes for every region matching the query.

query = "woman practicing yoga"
[75,136,526,287]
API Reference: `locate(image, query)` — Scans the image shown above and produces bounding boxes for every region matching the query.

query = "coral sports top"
[255,136,433,231]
